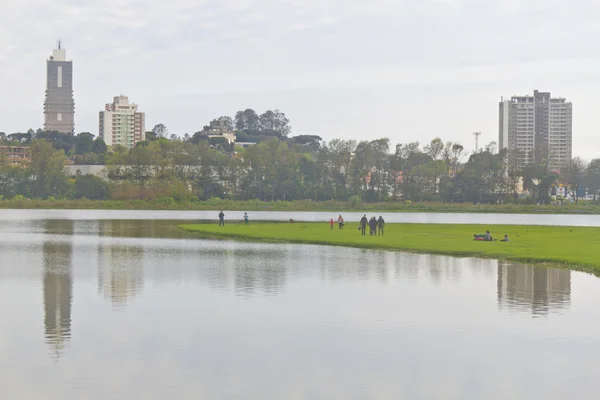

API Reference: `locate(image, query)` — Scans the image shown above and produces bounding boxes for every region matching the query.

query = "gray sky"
[1,0,600,160]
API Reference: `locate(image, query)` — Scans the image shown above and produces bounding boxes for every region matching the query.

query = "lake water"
[1,217,600,399]
[2,208,600,226]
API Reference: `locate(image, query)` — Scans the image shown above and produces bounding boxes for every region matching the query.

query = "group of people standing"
[217,211,249,226]
[328,214,385,236]
[360,215,385,236]
[219,211,387,237]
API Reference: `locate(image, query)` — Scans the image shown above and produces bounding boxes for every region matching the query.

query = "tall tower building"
[499,90,572,171]
[44,41,75,133]
[99,95,146,148]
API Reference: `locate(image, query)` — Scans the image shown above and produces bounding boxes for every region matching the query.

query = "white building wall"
[98,95,145,148]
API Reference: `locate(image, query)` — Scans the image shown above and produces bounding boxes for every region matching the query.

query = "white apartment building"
[99,95,145,148]
[499,90,572,171]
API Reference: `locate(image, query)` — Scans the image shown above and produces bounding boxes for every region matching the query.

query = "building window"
[57,113,62,121]
[57,66,63,88]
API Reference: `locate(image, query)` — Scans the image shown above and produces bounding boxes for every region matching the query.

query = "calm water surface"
[1,217,600,399]
[2,208,600,226]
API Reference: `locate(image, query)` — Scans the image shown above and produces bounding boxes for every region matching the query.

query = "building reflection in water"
[98,244,144,306]
[497,263,571,316]
[42,220,74,357]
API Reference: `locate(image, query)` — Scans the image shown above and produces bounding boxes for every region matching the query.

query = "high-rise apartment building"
[44,41,75,134]
[499,90,572,171]
[99,95,145,148]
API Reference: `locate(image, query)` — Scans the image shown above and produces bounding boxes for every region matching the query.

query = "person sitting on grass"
[500,234,510,242]
[474,234,484,241]
[483,230,492,241]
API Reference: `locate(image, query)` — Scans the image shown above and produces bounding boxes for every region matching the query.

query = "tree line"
[0,108,598,203]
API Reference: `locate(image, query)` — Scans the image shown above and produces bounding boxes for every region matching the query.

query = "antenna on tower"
[473,132,481,152]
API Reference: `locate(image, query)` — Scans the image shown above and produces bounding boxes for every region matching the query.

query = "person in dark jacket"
[360,214,368,236]
[218,211,225,226]
[369,217,377,236]
[377,216,385,236]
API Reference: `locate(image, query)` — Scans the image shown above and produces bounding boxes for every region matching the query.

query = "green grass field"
[179,222,600,274]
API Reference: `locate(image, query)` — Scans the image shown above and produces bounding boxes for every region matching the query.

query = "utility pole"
[473,132,481,152]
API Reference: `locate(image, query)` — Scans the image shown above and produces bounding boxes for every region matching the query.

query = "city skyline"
[1,1,599,160]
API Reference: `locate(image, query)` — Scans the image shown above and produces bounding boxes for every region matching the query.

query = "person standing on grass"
[369,217,377,236]
[360,214,368,236]
[218,211,225,227]
[244,212,249,225]
[377,216,385,236]
[329,218,335,230]
[338,215,344,230]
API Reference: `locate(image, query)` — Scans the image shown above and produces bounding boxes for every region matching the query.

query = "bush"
[348,195,362,209]
[156,196,175,205]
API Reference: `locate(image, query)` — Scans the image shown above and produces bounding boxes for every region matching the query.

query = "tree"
[259,110,291,137]
[29,140,70,199]
[563,157,586,203]
[217,116,234,131]
[234,109,259,131]
[291,135,322,151]
[152,124,168,138]
[76,132,94,154]
[485,141,498,154]
[74,174,111,199]
[586,159,600,201]
[92,137,108,154]
[424,138,444,194]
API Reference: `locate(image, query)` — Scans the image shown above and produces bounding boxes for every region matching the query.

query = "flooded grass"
[180,222,600,274]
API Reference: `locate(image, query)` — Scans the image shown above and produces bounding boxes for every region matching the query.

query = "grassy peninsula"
[179,222,600,274]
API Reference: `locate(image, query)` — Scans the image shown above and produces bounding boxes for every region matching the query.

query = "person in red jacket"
[329,218,335,230]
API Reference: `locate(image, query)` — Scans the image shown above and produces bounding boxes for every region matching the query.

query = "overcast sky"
[1,0,600,160]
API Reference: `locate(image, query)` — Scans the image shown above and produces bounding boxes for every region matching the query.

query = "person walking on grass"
[218,211,225,227]
[360,214,368,236]
[377,216,385,236]
[338,215,344,230]
[329,218,335,230]
[244,212,249,225]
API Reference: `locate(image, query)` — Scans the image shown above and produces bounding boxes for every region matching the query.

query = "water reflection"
[2,217,596,398]
[98,245,144,307]
[497,263,571,316]
[42,220,73,356]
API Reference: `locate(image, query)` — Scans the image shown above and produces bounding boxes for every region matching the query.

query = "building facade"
[0,146,31,166]
[205,119,236,144]
[499,90,572,171]
[99,95,145,148]
[44,42,75,134]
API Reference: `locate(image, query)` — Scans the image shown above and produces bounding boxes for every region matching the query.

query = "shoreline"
[0,199,600,214]
[179,222,600,277]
